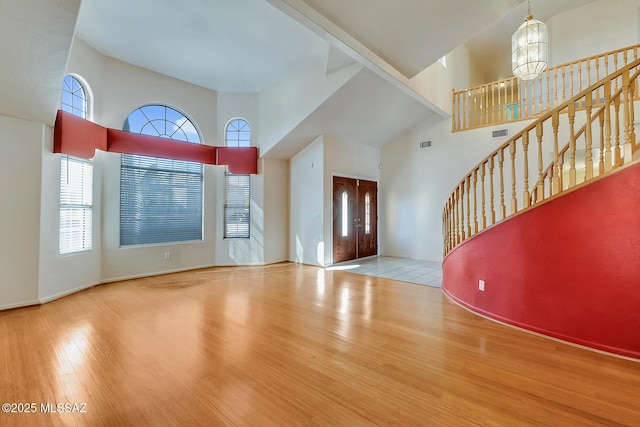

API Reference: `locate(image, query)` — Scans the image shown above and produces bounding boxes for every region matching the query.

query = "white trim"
[0,299,41,311]
[100,263,217,284]
[39,282,98,304]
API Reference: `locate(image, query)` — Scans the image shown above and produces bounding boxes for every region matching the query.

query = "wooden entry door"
[332,177,378,263]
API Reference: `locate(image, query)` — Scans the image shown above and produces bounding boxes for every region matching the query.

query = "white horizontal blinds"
[120,105,203,246]
[59,75,93,255]
[224,118,251,239]
[224,173,251,238]
[60,156,93,254]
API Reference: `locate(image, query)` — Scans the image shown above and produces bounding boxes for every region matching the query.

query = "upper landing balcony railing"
[452,44,640,132]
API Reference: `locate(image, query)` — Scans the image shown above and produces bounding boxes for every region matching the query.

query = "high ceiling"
[0,0,602,155]
[76,0,333,93]
[465,0,600,81]
[75,0,600,91]
[288,0,524,78]
[76,0,529,92]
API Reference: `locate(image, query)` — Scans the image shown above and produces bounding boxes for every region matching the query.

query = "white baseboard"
[39,282,99,305]
[3,262,291,311]
[0,299,41,311]
[101,264,216,284]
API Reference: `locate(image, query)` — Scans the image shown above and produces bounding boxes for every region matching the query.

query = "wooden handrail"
[528,77,632,202]
[443,58,640,256]
[452,43,640,132]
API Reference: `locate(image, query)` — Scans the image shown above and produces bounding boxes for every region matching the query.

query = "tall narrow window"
[364,192,371,235]
[120,105,203,246]
[59,75,93,254]
[341,191,349,237]
[224,118,251,239]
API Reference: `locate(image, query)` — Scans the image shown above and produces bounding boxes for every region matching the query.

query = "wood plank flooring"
[0,262,638,426]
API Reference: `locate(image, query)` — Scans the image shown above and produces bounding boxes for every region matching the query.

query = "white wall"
[38,131,103,302]
[410,45,485,114]
[263,158,289,264]
[289,136,324,265]
[548,0,639,66]
[37,39,104,302]
[0,115,43,309]
[380,117,532,262]
[289,133,381,266]
[258,62,362,157]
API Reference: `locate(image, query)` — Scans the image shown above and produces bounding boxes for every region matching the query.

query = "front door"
[332,176,378,263]
[356,179,378,258]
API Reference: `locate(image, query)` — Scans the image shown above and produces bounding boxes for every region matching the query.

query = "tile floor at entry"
[331,256,442,287]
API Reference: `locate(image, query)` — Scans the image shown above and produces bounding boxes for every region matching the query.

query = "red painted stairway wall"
[442,161,640,360]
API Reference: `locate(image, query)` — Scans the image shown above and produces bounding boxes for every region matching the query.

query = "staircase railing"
[452,44,640,132]
[443,58,640,256]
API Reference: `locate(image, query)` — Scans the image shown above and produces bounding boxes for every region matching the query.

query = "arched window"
[224,118,251,239]
[61,75,88,118]
[120,105,203,246]
[59,75,93,254]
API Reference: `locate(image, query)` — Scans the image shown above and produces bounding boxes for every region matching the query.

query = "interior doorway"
[332,176,378,263]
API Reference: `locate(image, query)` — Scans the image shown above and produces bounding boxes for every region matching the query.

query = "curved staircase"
[442,57,640,360]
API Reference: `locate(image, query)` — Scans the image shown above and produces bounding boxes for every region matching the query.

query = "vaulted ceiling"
[0,0,600,156]
[76,0,528,93]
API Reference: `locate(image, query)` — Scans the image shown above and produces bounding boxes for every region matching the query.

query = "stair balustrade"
[443,58,640,256]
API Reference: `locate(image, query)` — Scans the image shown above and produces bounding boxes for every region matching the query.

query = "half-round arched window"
[225,118,251,147]
[120,105,203,246]
[61,75,88,119]
[123,104,201,143]
[224,118,251,238]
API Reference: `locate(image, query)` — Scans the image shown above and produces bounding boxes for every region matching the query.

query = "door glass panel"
[341,191,348,237]
[365,192,371,234]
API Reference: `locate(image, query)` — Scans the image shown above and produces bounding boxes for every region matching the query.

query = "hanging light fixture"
[512,0,548,80]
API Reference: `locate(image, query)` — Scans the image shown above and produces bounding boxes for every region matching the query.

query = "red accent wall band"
[106,128,217,164]
[217,147,258,174]
[442,162,640,360]
[53,110,258,174]
[54,110,107,159]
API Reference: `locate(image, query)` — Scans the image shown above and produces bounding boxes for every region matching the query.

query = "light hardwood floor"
[1,262,638,426]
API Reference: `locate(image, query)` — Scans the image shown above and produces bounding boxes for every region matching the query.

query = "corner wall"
[0,115,43,309]
[289,135,381,266]
[289,136,324,265]
[380,116,526,262]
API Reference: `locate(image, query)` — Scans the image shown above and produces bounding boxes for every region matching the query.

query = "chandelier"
[512,0,548,80]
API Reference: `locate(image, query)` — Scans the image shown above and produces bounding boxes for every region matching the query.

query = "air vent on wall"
[492,128,509,138]
[419,140,432,148]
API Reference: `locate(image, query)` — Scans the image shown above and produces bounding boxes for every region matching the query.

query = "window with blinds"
[120,105,203,246]
[224,118,251,239]
[60,156,93,254]
[59,75,93,255]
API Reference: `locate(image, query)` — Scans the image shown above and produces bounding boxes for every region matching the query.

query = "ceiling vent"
[419,140,432,148]
[492,128,509,138]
